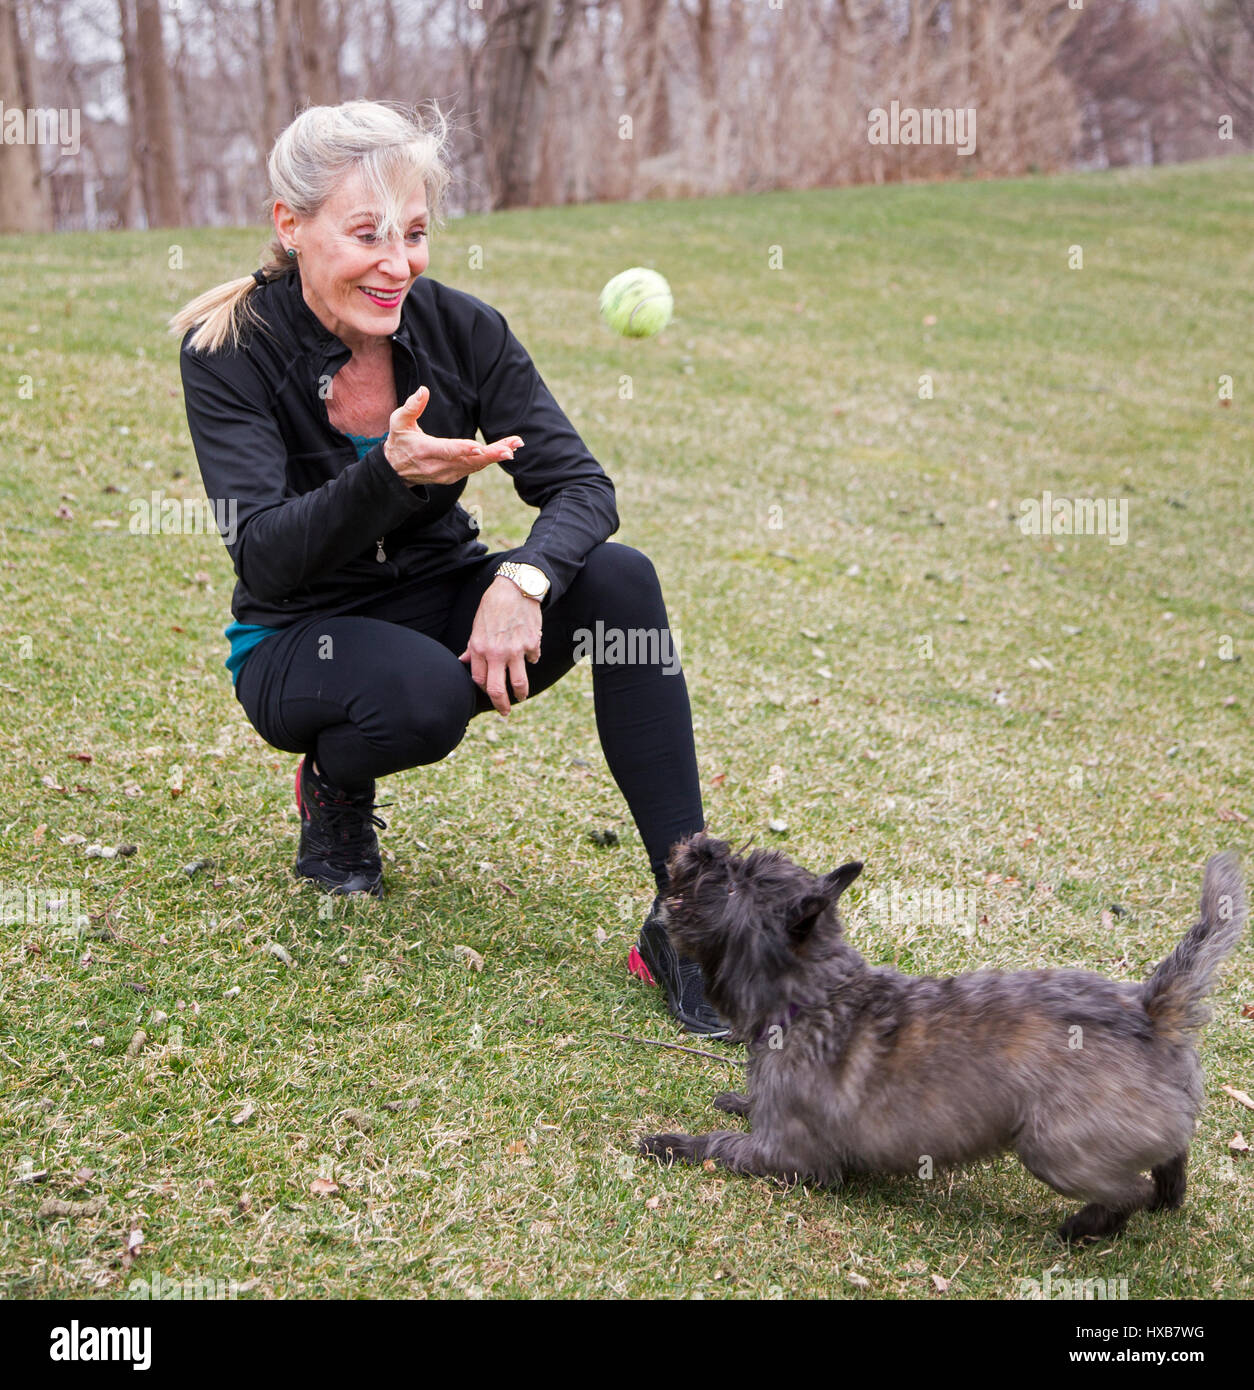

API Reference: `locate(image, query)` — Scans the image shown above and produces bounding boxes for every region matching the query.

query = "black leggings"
[234,542,703,891]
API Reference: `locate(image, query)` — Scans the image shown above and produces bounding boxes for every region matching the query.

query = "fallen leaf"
[1242,1004,1254,1019]
[71,1168,95,1185]
[702,1159,716,1172]
[310,1177,339,1196]
[1230,1133,1250,1154]
[1221,1086,1254,1111]
[15,1169,48,1184]
[69,752,93,764]
[847,1272,870,1290]
[33,823,46,844]
[644,1195,661,1210]
[452,944,484,972]
[265,942,294,967]
[931,1273,950,1293]
[340,1109,374,1134]
[127,1228,143,1254]
[231,1102,256,1127]
[1217,807,1249,823]
[506,1139,528,1156]
[125,1029,147,1058]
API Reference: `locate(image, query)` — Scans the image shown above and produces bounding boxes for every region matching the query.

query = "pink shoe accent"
[295,757,305,815]
[627,945,657,986]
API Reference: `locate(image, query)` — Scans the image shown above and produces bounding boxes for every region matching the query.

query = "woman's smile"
[358,285,406,309]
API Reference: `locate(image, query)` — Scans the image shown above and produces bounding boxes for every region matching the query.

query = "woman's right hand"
[383,385,523,486]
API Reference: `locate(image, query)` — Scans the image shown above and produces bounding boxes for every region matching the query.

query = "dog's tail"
[1143,853,1246,1043]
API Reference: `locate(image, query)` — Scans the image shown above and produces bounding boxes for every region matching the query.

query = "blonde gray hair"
[170,100,452,354]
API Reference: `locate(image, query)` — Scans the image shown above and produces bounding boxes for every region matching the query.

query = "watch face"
[519,566,547,597]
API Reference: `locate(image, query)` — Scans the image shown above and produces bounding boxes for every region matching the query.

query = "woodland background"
[0,0,1252,233]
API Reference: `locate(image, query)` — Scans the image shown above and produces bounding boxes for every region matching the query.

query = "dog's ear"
[786,892,832,945]
[674,831,729,864]
[821,861,863,901]
[667,831,724,889]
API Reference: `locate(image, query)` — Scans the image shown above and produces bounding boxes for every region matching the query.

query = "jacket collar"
[268,264,422,367]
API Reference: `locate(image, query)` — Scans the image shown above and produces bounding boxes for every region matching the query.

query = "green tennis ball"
[598,267,674,338]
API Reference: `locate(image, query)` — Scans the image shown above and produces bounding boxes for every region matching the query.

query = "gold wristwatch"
[495,561,550,600]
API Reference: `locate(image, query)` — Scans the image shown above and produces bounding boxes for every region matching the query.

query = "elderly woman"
[170,101,721,1034]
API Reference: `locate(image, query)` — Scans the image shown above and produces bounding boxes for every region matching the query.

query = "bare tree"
[1175,0,1254,132]
[0,0,51,233]
[482,0,582,207]
[294,0,338,108]
[262,0,297,153]
[135,0,183,225]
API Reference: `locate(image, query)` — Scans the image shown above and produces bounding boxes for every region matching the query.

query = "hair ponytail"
[168,243,292,354]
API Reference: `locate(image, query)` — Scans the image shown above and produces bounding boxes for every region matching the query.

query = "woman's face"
[275,168,430,350]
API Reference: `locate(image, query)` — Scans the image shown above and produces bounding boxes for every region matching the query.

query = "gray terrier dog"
[638,834,1246,1243]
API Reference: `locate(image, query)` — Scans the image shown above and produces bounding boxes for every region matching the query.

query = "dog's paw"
[713,1091,750,1117]
[1058,1203,1127,1245]
[638,1132,697,1164]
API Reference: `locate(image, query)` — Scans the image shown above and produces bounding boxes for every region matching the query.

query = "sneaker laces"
[308,784,388,869]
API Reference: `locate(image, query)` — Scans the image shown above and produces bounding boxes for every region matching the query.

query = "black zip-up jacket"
[179,266,619,628]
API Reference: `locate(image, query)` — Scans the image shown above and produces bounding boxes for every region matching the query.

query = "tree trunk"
[295,0,336,107]
[135,0,183,226]
[484,0,558,208]
[262,0,296,154]
[627,0,671,159]
[0,0,50,232]
[117,0,147,228]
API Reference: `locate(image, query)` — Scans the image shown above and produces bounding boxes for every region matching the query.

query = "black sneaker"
[294,756,386,897]
[628,896,731,1038]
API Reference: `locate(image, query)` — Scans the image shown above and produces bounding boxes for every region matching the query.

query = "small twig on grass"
[602,1031,740,1065]
[88,879,153,953]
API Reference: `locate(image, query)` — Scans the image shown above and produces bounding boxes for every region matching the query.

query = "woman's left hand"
[459,577,543,716]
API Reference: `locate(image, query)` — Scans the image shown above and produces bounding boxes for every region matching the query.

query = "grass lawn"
[1,157,1251,1300]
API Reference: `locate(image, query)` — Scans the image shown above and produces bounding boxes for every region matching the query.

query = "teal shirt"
[224,433,387,685]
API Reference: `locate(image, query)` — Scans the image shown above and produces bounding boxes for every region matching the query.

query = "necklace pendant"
[376,538,386,563]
